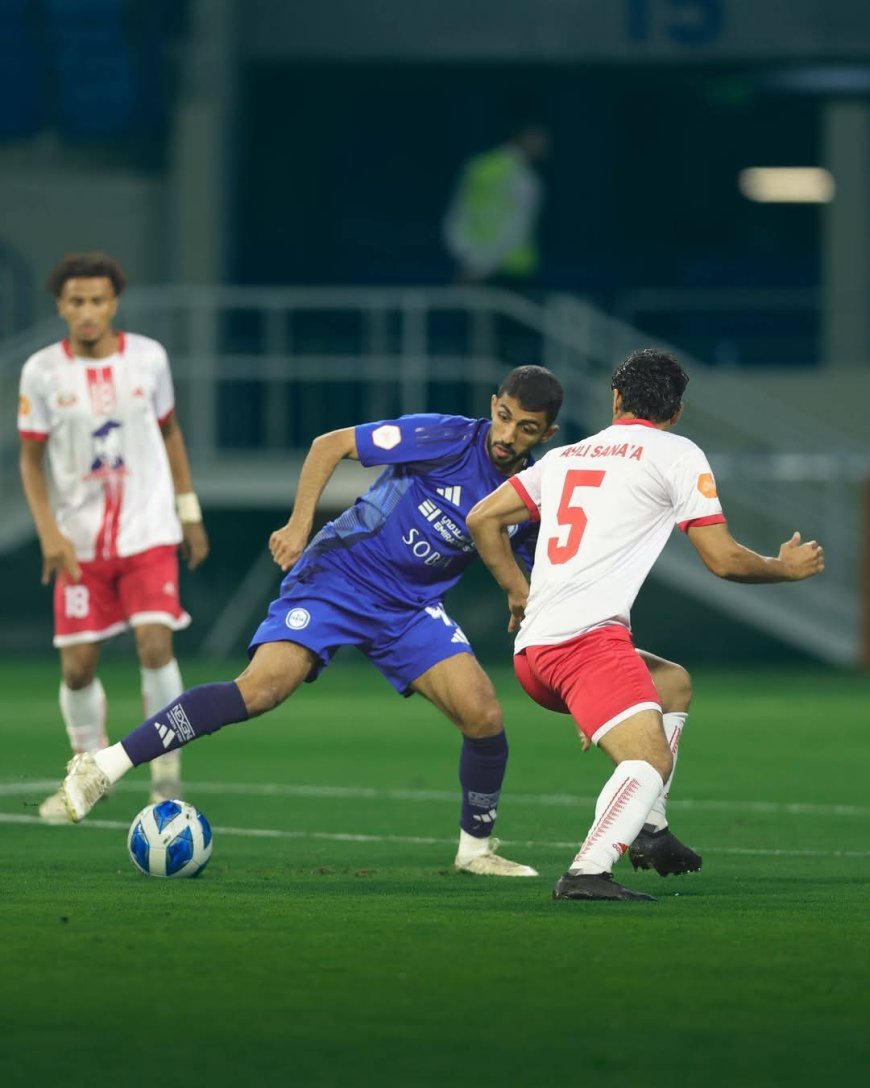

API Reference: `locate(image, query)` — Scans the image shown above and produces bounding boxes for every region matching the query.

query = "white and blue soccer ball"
[127,800,213,878]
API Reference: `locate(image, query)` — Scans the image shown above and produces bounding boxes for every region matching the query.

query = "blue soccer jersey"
[288,413,538,606]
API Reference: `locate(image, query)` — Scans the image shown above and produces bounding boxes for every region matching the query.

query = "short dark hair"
[610,348,688,423]
[498,365,563,425]
[47,252,127,298]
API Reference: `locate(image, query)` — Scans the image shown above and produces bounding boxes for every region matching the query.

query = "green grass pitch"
[1,658,868,1087]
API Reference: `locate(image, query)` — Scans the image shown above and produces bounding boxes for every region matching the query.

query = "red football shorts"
[53,544,191,648]
[514,625,661,744]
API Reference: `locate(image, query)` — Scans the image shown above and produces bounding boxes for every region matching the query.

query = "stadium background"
[0,0,868,669]
[1,4,868,1087]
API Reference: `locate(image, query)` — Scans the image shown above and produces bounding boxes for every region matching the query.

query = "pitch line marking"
[1,812,869,859]
[0,778,868,818]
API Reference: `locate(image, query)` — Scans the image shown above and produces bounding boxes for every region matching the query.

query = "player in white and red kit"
[18,253,208,819]
[468,348,824,901]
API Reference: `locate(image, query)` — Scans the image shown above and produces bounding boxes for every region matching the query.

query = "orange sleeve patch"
[19,393,31,416]
[697,473,718,499]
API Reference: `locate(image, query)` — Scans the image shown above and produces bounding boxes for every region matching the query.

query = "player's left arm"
[160,414,209,571]
[467,481,533,632]
[687,522,824,583]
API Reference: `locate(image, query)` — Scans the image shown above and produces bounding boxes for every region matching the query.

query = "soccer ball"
[127,800,213,878]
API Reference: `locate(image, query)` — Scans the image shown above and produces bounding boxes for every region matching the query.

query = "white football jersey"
[18,332,182,562]
[510,419,725,651]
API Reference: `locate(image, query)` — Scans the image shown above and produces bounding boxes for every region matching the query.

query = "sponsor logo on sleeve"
[372,424,401,450]
[697,473,718,499]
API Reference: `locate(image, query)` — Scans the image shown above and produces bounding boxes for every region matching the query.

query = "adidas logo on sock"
[155,722,177,749]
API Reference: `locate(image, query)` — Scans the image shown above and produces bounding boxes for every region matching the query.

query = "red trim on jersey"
[679,513,726,533]
[613,418,657,428]
[19,430,49,442]
[86,365,116,415]
[94,478,125,561]
[61,332,125,359]
[157,407,175,426]
[508,476,540,521]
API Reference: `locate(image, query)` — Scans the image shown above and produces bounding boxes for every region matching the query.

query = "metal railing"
[1,285,866,664]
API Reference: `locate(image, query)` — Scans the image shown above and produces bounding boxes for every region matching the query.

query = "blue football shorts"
[248,566,474,695]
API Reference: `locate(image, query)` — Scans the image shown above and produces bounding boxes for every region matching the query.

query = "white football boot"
[61,753,111,822]
[38,788,71,824]
[149,749,183,804]
[454,836,539,877]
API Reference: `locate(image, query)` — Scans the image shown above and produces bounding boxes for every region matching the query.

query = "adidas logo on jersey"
[436,485,462,505]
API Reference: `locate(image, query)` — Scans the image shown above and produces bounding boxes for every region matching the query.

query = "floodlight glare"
[738,167,835,203]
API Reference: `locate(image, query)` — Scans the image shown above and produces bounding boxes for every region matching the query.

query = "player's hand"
[506,590,527,633]
[181,522,210,571]
[579,735,592,753]
[778,531,825,581]
[269,520,309,572]
[40,530,80,585]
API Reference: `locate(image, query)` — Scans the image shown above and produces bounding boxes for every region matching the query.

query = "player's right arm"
[269,427,358,572]
[19,438,81,584]
[467,480,534,632]
[687,522,824,583]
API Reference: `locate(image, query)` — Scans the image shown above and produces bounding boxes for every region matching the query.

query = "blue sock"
[120,683,249,767]
[459,731,508,838]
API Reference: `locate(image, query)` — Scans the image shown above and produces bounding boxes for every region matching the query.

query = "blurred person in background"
[443,119,550,287]
[468,349,825,901]
[17,252,209,820]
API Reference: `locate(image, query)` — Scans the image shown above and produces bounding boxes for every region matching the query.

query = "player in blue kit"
[54,366,564,875]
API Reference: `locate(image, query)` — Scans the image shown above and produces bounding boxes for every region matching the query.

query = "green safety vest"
[459,149,539,276]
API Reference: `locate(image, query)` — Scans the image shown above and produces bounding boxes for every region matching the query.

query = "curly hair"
[497,365,563,425]
[46,252,127,298]
[610,349,689,423]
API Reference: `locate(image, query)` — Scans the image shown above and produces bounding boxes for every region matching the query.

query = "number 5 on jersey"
[547,470,606,565]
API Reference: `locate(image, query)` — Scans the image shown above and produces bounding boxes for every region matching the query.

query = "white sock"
[644,712,688,832]
[60,680,108,754]
[456,828,491,860]
[141,660,184,782]
[94,743,134,784]
[569,760,664,875]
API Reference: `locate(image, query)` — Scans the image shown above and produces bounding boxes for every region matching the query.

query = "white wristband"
[175,492,202,523]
